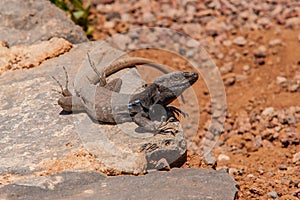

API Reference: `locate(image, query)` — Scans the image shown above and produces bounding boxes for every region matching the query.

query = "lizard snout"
[183,71,198,84]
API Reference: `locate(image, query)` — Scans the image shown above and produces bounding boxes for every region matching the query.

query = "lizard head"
[153,71,199,105]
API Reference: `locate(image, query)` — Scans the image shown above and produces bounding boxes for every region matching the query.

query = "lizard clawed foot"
[168,106,189,118]
[51,66,72,97]
[155,116,179,135]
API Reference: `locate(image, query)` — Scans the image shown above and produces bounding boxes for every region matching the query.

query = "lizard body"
[54,55,198,133]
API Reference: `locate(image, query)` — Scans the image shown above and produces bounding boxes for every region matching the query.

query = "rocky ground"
[90,0,300,199]
[0,0,299,199]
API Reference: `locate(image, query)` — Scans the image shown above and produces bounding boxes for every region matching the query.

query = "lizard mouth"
[183,71,199,85]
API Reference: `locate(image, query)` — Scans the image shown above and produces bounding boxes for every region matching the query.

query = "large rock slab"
[0,41,186,177]
[0,168,238,200]
[0,0,88,46]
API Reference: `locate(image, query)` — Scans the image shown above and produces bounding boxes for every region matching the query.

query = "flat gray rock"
[0,41,186,177]
[0,168,238,200]
[0,0,88,46]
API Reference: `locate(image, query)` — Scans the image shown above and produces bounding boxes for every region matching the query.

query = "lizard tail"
[104,56,171,77]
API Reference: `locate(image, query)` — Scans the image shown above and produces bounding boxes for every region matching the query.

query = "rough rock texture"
[0,41,186,177]
[0,0,88,46]
[0,37,72,75]
[0,169,239,200]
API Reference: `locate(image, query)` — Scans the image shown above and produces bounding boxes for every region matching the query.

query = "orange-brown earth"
[125,28,300,200]
[91,6,300,198]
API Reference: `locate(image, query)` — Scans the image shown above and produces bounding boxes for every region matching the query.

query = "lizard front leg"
[133,112,176,134]
[133,112,156,132]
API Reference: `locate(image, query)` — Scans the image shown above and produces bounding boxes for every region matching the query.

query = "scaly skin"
[54,56,198,133]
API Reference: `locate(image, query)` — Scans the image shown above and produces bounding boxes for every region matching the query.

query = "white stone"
[243,65,250,72]
[217,154,230,161]
[262,107,275,116]
[233,36,247,46]
[276,76,287,85]
[269,39,282,47]
[293,152,300,163]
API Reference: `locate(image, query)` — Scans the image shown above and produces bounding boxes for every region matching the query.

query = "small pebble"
[103,21,115,29]
[243,65,250,72]
[224,76,236,86]
[278,165,287,170]
[257,17,271,27]
[217,53,224,59]
[249,187,264,196]
[217,154,230,161]
[233,36,247,46]
[276,76,287,85]
[271,5,283,16]
[235,74,247,81]
[223,40,232,46]
[0,40,8,47]
[254,136,262,147]
[262,107,275,116]
[288,83,299,92]
[186,39,199,48]
[242,50,249,56]
[267,191,279,199]
[293,151,300,164]
[228,168,238,176]
[254,45,267,57]
[143,12,155,23]
[292,189,300,197]
[247,174,255,178]
[220,62,234,74]
[275,28,282,35]
[239,11,250,19]
[121,13,131,22]
[269,39,282,47]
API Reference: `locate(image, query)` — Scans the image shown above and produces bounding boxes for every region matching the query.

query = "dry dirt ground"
[121,26,300,200]
[89,2,300,200]
[181,28,300,200]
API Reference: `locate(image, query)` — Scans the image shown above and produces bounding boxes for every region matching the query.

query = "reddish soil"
[89,5,300,200]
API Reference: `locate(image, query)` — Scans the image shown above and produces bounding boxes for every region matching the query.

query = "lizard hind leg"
[51,66,72,97]
[87,52,107,87]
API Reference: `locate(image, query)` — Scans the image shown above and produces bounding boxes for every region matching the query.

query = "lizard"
[52,55,198,133]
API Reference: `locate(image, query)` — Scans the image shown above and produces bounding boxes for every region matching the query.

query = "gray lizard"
[53,55,198,133]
